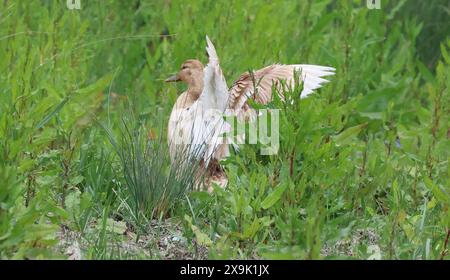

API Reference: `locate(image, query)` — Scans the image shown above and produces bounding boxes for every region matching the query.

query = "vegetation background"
[0,0,449,259]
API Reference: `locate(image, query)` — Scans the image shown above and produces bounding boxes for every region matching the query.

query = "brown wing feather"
[228,65,288,111]
[228,64,335,117]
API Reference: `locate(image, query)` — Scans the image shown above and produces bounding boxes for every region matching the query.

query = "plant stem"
[440,229,450,260]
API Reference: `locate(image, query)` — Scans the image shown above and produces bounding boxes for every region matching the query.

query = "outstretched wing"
[198,35,229,112]
[228,64,335,113]
[189,36,231,164]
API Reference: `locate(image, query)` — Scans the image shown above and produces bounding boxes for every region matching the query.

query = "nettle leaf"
[261,183,287,210]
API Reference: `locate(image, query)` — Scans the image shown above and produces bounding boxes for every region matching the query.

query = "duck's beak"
[164,74,181,83]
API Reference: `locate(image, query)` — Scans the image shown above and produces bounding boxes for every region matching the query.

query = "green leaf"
[417,60,435,83]
[242,218,260,239]
[74,73,114,97]
[358,112,382,120]
[70,175,84,186]
[105,218,127,235]
[18,159,35,173]
[424,177,449,204]
[441,43,450,64]
[34,97,69,130]
[261,183,287,210]
[332,123,367,146]
[184,215,212,246]
[66,189,81,215]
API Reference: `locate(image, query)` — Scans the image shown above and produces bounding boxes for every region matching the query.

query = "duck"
[165,36,335,191]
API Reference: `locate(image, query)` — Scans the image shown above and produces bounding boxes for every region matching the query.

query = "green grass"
[0,0,449,260]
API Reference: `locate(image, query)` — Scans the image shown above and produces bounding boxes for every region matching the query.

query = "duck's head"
[165,59,204,92]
